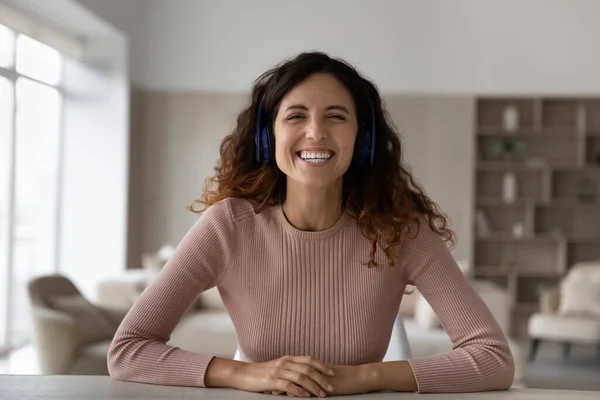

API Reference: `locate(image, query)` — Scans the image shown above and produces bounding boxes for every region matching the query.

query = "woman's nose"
[305,118,328,140]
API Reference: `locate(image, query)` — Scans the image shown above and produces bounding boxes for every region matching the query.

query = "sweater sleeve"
[400,219,515,393]
[107,199,236,387]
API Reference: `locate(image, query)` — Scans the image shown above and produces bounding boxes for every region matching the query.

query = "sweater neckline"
[274,205,353,240]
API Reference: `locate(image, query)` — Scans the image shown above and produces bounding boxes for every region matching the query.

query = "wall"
[74,0,140,36]
[71,0,600,269]
[135,93,474,264]
[387,97,475,262]
[129,0,600,94]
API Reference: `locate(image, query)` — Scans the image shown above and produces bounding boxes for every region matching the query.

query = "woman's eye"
[287,114,304,120]
[328,114,346,121]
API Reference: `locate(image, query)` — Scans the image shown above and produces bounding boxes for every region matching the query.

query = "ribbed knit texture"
[107,197,514,393]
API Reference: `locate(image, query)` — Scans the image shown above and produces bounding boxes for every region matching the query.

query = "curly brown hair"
[190,52,455,267]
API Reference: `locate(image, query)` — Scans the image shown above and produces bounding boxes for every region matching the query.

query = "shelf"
[566,236,600,243]
[477,127,580,138]
[477,197,600,208]
[477,161,550,171]
[474,266,512,277]
[476,198,531,207]
[476,233,600,243]
[536,199,600,208]
[475,97,600,337]
[474,266,562,278]
[477,161,600,172]
[513,303,539,314]
[475,234,561,243]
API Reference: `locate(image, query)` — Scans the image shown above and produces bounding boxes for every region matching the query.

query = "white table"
[0,376,598,399]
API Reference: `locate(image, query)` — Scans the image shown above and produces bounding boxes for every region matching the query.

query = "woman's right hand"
[232,355,336,398]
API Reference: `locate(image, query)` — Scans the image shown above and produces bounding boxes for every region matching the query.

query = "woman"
[108,52,514,397]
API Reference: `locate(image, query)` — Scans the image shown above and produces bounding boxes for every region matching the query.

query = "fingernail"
[328,369,335,376]
[327,384,335,392]
[305,392,311,398]
[320,390,326,397]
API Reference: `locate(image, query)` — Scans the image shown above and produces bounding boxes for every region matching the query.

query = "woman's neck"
[282,179,343,232]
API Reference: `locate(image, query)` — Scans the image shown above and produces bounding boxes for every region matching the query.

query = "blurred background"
[0,0,599,392]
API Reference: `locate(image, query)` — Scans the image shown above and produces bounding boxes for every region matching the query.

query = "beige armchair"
[527,261,600,362]
[27,275,127,375]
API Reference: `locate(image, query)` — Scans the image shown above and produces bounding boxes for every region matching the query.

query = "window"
[0,76,13,352]
[0,24,63,350]
[0,24,15,68]
[16,35,61,85]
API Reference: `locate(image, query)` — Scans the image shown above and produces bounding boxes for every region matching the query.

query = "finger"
[290,356,335,377]
[275,379,310,398]
[285,363,334,394]
[277,370,325,398]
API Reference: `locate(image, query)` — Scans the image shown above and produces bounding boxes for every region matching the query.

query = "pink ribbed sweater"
[108,197,514,393]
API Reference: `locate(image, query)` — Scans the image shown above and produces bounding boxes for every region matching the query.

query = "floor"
[523,341,600,391]
[1,341,600,392]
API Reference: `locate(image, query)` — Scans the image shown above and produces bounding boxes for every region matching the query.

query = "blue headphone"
[255,97,376,166]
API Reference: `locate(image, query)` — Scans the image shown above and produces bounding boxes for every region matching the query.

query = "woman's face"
[273,73,358,189]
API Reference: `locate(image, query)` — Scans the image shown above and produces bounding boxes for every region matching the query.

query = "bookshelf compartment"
[552,170,600,202]
[478,135,579,166]
[567,242,600,266]
[517,277,560,305]
[476,170,546,202]
[513,241,565,275]
[587,137,600,165]
[517,170,546,202]
[475,239,564,276]
[477,98,535,129]
[541,99,578,128]
[535,206,574,236]
[476,171,503,199]
[479,205,528,237]
[582,99,600,131]
[474,241,506,268]
[573,208,600,239]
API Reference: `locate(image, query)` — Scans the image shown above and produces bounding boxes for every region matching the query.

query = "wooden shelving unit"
[473,97,600,337]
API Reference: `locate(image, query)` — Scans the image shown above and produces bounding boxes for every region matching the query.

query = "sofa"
[527,261,600,362]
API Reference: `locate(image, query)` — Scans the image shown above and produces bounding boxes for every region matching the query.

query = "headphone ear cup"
[353,129,365,165]
[262,124,274,164]
[362,129,373,166]
[260,125,268,163]
[266,125,275,163]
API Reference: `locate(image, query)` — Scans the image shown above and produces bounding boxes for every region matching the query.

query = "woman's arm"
[362,219,515,394]
[107,200,236,387]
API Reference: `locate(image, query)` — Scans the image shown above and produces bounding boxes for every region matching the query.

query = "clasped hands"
[233,355,371,397]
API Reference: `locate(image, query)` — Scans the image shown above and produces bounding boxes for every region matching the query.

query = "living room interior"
[0,0,599,393]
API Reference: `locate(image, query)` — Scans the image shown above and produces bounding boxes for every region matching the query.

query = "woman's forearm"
[361,361,418,393]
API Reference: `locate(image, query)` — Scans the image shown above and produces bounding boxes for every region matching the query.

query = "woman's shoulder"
[205,197,276,225]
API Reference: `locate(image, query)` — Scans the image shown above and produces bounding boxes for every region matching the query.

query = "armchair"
[27,275,127,375]
[527,261,600,362]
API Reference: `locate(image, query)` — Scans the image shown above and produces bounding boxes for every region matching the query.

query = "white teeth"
[299,151,332,160]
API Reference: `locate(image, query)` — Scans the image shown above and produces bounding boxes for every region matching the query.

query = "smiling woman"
[108,52,515,397]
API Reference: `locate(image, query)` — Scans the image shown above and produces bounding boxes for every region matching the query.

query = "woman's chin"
[287,175,343,190]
